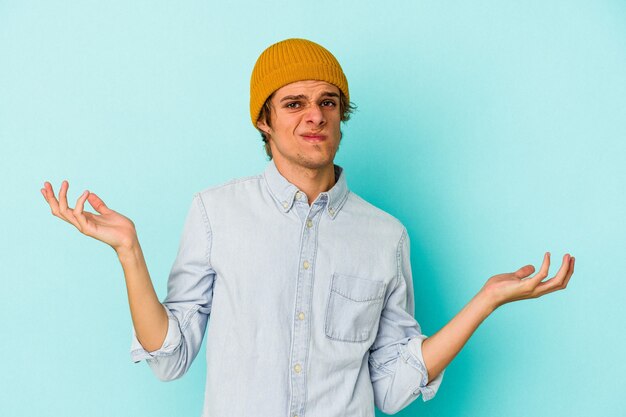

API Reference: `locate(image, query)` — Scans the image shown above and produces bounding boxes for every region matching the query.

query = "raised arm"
[41,180,168,351]
[421,252,575,382]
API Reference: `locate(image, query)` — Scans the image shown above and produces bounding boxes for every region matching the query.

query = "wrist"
[470,290,498,318]
[115,238,142,261]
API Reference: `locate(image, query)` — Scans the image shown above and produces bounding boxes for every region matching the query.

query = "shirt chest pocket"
[324,273,386,343]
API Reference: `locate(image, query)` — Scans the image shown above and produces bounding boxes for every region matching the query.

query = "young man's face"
[257,80,342,173]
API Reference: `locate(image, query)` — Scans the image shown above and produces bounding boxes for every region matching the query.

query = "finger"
[42,181,56,203]
[41,181,54,204]
[86,192,111,215]
[73,190,91,232]
[58,180,70,212]
[515,264,535,279]
[551,253,572,282]
[57,180,80,226]
[528,252,551,285]
[532,254,573,297]
[42,181,63,218]
[561,256,575,288]
[58,180,76,220]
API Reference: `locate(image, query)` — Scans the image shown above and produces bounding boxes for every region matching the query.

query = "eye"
[285,102,300,109]
[321,99,336,107]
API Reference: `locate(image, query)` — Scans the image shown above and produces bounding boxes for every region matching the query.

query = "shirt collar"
[263,160,350,219]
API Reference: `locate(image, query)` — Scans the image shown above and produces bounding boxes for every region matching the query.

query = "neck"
[272,159,336,205]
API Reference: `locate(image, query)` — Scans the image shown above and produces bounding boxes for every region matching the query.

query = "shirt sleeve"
[129,193,216,382]
[368,228,444,414]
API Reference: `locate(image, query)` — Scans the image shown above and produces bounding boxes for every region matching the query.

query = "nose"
[304,104,325,126]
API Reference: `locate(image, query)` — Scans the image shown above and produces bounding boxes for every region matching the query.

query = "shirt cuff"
[130,305,182,363]
[402,335,445,401]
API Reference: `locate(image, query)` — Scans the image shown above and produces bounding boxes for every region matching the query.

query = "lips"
[300,133,327,142]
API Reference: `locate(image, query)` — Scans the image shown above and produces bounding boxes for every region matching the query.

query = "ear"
[256,118,270,134]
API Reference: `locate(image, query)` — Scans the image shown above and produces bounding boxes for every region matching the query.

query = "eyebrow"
[279,91,340,102]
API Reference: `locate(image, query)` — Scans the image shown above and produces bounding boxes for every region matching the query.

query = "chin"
[295,153,336,170]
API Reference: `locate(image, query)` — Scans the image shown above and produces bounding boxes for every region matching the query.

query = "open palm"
[482,252,575,309]
[41,180,138,252]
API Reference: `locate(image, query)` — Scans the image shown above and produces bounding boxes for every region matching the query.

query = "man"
[41,38,575,416]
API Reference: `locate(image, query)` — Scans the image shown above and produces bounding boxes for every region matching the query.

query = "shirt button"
[303,261,310,269]
[329,207,335,215]
[294,363,302,373]
[306,219,313,228]
[296,191,303,199]
[282,201,289,208]
[298,312,305,320]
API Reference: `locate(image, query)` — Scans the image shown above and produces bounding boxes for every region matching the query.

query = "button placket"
[288,202,323,417]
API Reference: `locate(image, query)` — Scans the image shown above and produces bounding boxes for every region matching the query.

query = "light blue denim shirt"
[131,161,444,416]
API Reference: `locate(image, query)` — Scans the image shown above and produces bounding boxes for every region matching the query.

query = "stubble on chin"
[296,142,341,170]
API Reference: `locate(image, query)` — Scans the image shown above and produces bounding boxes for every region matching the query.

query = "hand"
[480,252,575,310]
[41,180,138,252]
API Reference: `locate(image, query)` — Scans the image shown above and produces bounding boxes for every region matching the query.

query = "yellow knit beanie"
[249,38,349,126]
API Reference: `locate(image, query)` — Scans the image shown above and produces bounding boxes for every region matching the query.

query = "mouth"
[300,133,327,143]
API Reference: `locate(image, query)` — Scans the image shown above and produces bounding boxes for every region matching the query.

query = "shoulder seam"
[198,174,263,194]
[349,192,405,229]
[193,193,213,270]
[395,227,409,296]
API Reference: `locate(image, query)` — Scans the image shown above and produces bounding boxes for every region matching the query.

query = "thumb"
[514,264,535,279]
[87,193,111,214]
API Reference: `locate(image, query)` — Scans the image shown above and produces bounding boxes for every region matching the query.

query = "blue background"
[1,1,624,416]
